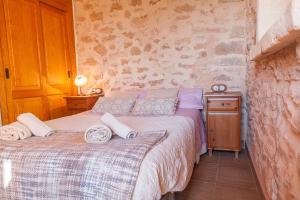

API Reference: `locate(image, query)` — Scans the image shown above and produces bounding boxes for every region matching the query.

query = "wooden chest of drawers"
[64,95,101,115]
[205,92,242,158]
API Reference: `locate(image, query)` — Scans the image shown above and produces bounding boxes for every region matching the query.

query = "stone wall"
[74,0,248,139]
[247,44,300,200]
[246,0,300,199]
[73,0,247,94]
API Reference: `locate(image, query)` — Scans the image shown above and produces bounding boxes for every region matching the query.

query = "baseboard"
[246,145,266,200]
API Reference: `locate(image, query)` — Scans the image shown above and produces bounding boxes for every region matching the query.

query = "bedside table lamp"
[74,75,87,96]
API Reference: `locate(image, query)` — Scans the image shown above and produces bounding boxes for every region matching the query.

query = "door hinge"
[67,70,71,78]
[5,68,10,79]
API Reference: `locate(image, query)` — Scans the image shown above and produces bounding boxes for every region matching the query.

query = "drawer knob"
[221,103,225,106]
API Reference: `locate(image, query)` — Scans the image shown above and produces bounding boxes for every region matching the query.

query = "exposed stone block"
[215,41,245,55]
[90,12,103,22]
[215,57,246,66]
[174,4,195,13]
[93,44,107,56]
[131,47,142,55]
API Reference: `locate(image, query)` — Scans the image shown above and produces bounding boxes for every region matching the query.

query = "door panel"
[207,113,240,150]
[6,0,42,90]
[14,97,46,120]
[40,2,70,90]
[40,2,71,119]
[41,3,70,88]
[2,0,46,122]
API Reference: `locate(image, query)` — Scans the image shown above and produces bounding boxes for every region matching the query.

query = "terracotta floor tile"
[219,150,248,160]
[199,152,220,165]
[214,184,262,200]
[219,156,251,169]
[192,162,218,182]
[176,180,216,200]
[175,150,263,200]
[217,165,257,190]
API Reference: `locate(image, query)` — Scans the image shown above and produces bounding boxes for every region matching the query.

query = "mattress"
[46,110,204,199]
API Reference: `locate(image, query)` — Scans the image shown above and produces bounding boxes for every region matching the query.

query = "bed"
[0,89,207,200]
[44,108,206,199]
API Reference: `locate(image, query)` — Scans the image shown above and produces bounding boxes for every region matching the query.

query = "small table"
[64,95,102,115]
[204,92,242,158]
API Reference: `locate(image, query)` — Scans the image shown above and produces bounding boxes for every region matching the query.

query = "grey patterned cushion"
[92,96,136,115]
[132,98,178,115]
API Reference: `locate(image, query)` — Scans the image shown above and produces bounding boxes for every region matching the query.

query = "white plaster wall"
[257,0,291,41]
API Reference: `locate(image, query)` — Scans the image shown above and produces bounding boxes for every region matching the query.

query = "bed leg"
[195,154,200,165]
[169,192,175,200]
[209,149,212,157]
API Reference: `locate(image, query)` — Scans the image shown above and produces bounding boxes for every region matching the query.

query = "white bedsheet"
[46,111,196,200]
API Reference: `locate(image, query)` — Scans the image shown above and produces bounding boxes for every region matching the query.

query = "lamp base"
[78,87,84,96]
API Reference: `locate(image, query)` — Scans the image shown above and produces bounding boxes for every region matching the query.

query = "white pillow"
[145,88,179,99]
[132,98,178,115]
[92,96,136,115]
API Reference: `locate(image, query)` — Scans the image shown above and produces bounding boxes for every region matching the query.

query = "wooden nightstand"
[64,95,102,115]
[205,92,242,158]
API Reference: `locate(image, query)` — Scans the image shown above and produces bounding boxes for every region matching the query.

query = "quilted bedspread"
[0,130,166,200]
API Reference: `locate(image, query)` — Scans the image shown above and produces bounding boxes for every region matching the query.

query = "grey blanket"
[0,130,166,200]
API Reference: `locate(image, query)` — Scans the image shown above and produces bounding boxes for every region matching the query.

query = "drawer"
[207,98,239,111]
[66,99,88,109]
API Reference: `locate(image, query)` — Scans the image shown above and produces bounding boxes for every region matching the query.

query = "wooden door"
[39,1,72,119]
[1,0,47,122]
[0,0,76,123]
[207,112,240,150]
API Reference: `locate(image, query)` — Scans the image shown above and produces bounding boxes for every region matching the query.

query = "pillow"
[145,88,179,99]
[178,88,204,109]
[132,98,178,115]
[92,96,136,115]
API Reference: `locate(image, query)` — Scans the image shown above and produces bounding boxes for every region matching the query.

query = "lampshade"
[74,75,87,87]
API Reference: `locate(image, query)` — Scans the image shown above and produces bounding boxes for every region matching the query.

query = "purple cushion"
[178,88,204,109]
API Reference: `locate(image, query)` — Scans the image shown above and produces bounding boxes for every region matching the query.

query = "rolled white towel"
[0,122,32,141]
[17,113,54,137]
[84,124,112,144]
[101,112,138,139]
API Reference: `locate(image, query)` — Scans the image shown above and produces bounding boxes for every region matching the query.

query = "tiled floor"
[176,150,264,200]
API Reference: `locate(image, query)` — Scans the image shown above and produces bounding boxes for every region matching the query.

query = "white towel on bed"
[0,122,32,141]
[17,113,54,137]
[84,123,113,144]
[101,112,138,139]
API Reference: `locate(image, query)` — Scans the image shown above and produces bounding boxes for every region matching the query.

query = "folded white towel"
[0,122,32,141]
[17,113,54,137]
[84,123,112,144]
[101,112,138,139]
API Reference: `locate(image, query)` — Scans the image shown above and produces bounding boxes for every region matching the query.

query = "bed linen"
[175,108,207,157]
[0,130,166,200]
[45,111,196,199]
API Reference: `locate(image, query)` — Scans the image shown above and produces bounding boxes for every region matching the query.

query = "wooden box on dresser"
[204,92,242,158]
[64,95,101,115]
